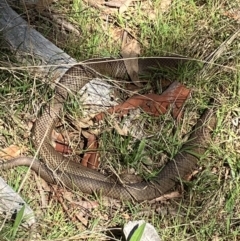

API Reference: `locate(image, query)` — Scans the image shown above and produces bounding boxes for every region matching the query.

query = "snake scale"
[1,58,217,201]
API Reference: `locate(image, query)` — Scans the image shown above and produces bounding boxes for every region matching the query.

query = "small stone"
[123,220,162,241]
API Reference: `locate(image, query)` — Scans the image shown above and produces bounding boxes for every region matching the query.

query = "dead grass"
[1,0,240,240]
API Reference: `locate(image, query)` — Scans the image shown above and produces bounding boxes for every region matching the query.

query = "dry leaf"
[81,131,99,169]
[105,0,133,13]
[52,129,65,142]
[119,0,134,14]
[51,130,73,154]
[0,145,24,160]
[94,81,191,121]
[73,200,99,209]
[121,35,141,86]
[212,235,220,241]
[36,0,54,12]
[152,191,181,203]
[223,10,240,23]
[34,172,49,208]
[105,0,124,8]
[77,117,94,128]
[160,0,172,13]
[74,212,89,226]
[113,120,129,136]
[53,142,73,154]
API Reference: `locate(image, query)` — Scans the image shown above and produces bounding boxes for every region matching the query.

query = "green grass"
[1,0,240,240]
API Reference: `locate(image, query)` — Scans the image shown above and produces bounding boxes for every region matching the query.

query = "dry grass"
[1,0,240,240]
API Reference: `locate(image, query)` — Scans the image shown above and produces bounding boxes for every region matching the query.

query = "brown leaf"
[119,0,134,14]
[36,0,54,12]
[81,131,99,169]
[51,129,65,143]
[113,120,129,136]
[223,10,240,23]
[0,145,24,160]
[212,235,220,241]
[74,212,89,226]
[73,200,99,210]
[151,191,181,203]
[104,0,134,13]
[160,0,172,13]
[34,173,49,208]
[51,130,73,154]
[121,34,141,86]
[77,117,94,128]
[105,0,124,8]
[94,81,191,121]
[53,142,73,154]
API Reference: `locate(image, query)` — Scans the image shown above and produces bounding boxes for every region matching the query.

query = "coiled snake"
[1,58,217,201]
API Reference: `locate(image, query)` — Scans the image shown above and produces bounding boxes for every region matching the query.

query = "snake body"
[1,58,217,201]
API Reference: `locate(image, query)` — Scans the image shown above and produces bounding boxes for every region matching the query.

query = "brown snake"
[1,58,217,201]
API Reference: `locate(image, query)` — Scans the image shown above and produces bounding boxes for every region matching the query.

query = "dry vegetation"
[1,0,240,240]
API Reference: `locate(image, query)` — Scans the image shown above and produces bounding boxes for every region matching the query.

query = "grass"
[1,0,240,240]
